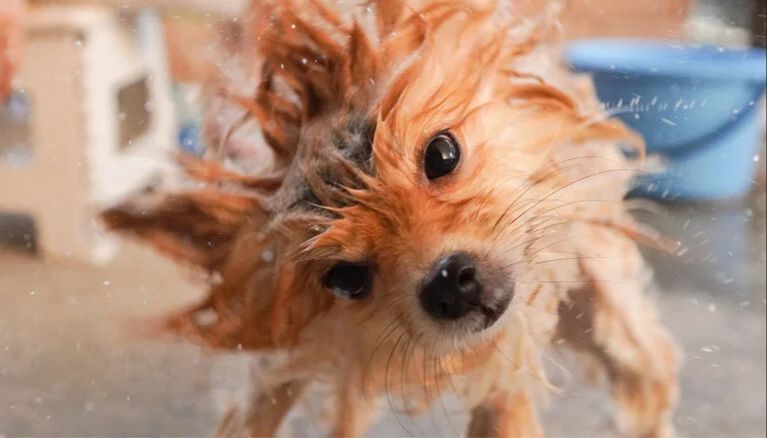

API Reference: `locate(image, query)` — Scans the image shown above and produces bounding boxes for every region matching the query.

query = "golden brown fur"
[103,1,680,436]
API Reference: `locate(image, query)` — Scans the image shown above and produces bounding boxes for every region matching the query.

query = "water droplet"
[194,309,218,327]
[261,250,275,263]
[661,118,677,126]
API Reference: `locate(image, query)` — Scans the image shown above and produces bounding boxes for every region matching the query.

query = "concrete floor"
[0,193,764,437]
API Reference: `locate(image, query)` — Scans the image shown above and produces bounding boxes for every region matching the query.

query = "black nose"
[419,252,484,320]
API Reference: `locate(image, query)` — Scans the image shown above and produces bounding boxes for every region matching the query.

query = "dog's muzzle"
[419,252,512,328]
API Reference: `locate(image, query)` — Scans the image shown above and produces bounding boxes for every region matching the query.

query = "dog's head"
[104,0,640,356]
[287,1,640,349]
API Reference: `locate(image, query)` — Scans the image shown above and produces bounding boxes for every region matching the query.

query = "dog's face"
[300,8,622,350]
[310,108,552,345]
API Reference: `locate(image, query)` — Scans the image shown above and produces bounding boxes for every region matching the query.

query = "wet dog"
[104,1,680,436]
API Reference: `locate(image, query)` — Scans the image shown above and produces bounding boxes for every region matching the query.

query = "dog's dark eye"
[323,262,372,299]
[424,132,460,180]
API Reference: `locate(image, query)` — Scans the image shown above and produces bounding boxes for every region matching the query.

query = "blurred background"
[0,0,765,436]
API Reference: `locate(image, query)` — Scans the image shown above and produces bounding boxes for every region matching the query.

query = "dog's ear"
[101,187,267,273]
[101,153,276,272]
[157,213,336,350]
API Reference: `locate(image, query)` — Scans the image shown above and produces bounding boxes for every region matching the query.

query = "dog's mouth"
[424,287,514,336]
[474,292,513,332]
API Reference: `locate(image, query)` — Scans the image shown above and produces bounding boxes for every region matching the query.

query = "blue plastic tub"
[566,39,766,201]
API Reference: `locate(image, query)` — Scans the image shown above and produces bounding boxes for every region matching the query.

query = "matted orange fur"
[103,1,680,436]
